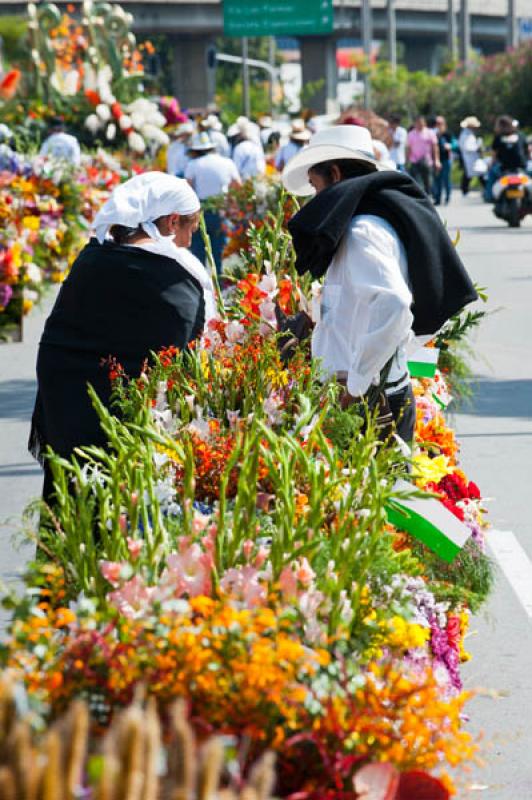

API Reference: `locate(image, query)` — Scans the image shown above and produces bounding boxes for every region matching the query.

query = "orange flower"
[0,70,21,100]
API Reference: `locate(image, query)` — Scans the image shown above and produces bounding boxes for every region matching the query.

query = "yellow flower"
[22,216,40,232]
[23,299,34,315]
[412,452,451,485]
[386,615,430,650]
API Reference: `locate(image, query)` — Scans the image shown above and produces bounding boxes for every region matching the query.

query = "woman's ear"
[330,163,342,184]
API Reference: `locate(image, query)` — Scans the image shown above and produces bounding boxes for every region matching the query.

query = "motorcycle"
[492,171,532,227]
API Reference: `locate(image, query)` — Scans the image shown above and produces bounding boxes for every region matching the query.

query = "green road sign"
[223,0,334,37]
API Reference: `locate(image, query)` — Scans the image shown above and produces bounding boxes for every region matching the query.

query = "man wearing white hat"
[229,118,266,180]
[200,114,230,158]
[185,131,241,274]
[167,121,194,178]
[274,120,311,171]
[282,125,478,443]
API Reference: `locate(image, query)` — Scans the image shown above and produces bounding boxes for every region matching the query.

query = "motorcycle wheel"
[508,198,521,228]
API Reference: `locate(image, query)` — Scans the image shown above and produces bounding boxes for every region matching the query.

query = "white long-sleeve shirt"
[232,140,266,179]
[312,215,414,398]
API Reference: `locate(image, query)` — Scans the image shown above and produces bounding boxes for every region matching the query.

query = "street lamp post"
[242,36,250,118]
[508,0,517,48]
[361,0,372,108]
[447,0,457,63]
[459,0,470,64]
[387,0,397,74]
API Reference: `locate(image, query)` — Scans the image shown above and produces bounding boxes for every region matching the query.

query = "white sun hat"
[282,125,382,196]
[189,131,216,151]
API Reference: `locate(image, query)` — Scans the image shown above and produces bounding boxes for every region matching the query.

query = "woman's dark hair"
[309,158,375,184]
[109,224,143,244]
[109,212,199,244]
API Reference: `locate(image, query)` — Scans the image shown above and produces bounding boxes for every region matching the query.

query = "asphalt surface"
[1,192,531,797]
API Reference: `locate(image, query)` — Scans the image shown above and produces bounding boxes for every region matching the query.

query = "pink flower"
[220,566,267,607]
[295,557,315,587]
[108,575,156,619]
[259,299,277,326]
[243,539,254,560]
[163,544,213,597]
[258,273,277,296]
[254,546,269,569]
[279,565,298,598]
[191,511,209,534]
[126,537,144,561]
[99,560,125,588]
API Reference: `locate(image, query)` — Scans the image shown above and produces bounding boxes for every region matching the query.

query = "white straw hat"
[282,125,382,196]
[189,131,216,151]
[460,116,481,129]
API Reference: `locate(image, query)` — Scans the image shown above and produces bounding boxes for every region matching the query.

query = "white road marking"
[488,529,532,619]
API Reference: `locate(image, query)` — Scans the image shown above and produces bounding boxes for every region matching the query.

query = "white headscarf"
[93,171,200,244]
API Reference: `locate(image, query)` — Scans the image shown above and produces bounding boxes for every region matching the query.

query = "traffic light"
[206,46,217,69]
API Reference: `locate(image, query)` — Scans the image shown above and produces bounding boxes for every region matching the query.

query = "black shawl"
[288,171,478,335]
[30,238,205,463]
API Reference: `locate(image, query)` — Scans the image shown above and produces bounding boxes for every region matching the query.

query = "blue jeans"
[432,160,451,204]
[484,163,502,202]
[191,210,225,276]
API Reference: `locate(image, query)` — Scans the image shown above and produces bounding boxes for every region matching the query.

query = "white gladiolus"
[85,114,102,134]
[130,110,147,130]
[64,69,80,96]
[83,63,98,91]
[25,263,42,284]
[119,114,133,131]
[147,110,167,129]
[96,104,111,122]
[128,131,146,154]
[23,288,39,303]
[140,124,168,145]
[106,123,116,141]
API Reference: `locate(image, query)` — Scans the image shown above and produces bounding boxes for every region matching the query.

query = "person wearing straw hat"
[167,120,195,177]
[274,119,311,172]
[282,124,478,443]
[458,116,483,196]
[29,172,212,506]
[185,131,241,274]
[200,114,230,158]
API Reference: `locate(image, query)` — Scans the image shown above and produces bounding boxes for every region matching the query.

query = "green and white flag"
[408,346,439,379]
[386,480,471,563]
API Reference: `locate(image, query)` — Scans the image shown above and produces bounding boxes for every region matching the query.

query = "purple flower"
[0,283,13,308]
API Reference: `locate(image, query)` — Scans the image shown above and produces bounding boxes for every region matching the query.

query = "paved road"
[1,193,532,796]
[440,194,532,799]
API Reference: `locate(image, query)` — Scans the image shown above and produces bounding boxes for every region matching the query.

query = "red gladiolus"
[0,69,21,100]
[111,101,123,120]
[85,89,101,106]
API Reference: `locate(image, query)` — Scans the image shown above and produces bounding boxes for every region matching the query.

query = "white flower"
[25,262,42,284]
[131,110,147,130]
[119,114,133,131]
[23,288,38,302]
[128,131,146,154]
[64,69,80,96]
[106,123,116,141]
[96,103,111,122]
[85,114,102,134]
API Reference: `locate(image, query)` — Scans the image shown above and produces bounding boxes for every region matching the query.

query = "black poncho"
[288,171,478,336]
[29,238,205,463]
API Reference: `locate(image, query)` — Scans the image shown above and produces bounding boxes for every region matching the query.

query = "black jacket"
[288,171,478,336]
[30,238,204,461]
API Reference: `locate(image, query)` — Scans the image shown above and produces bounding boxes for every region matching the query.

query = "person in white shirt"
[185,131,241,274]
[200,114,230,158]
[229,119,266,179]
[258,114,274,147]
[282,125,478,443]
[39,118,81,166]
[388,114,407,171]
[167,121,194,177]
[275,120,310,171]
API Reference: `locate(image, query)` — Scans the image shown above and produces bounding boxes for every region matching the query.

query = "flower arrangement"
[1,2,168,155]
[1,190,491,796]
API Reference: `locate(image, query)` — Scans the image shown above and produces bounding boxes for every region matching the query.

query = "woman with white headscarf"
[30,172,215,505]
